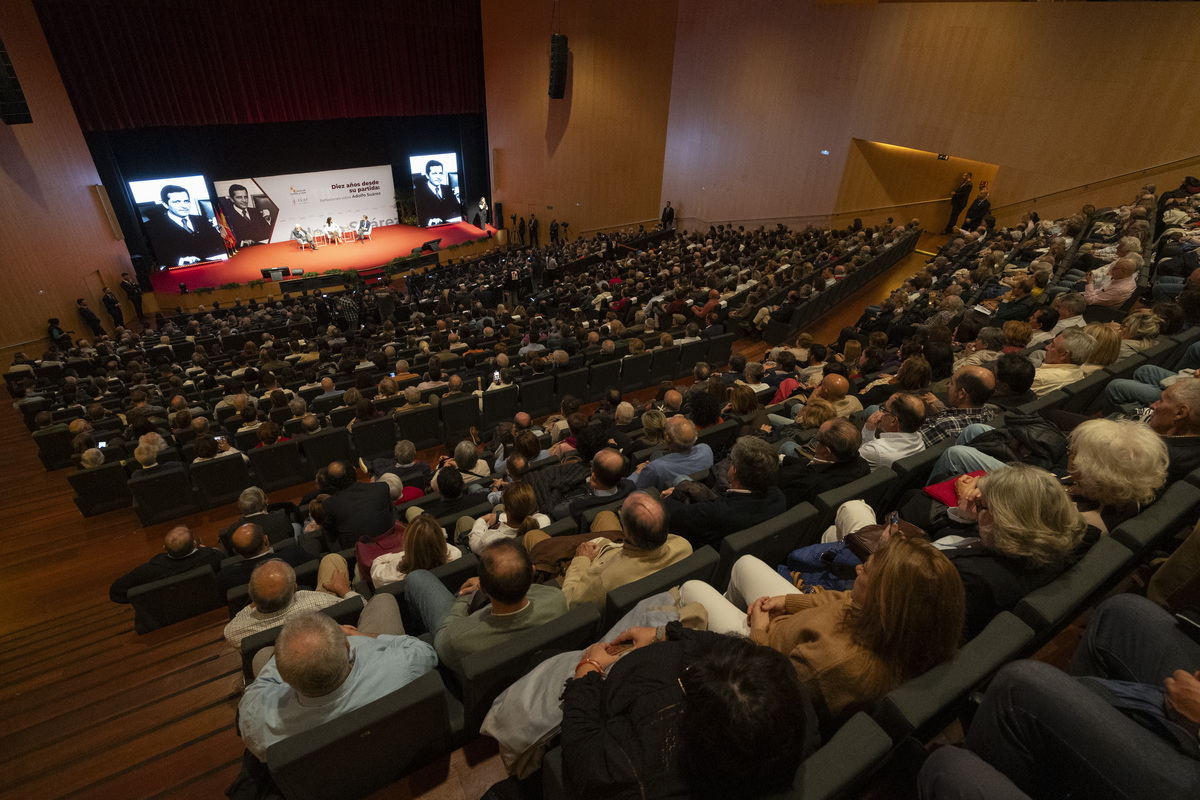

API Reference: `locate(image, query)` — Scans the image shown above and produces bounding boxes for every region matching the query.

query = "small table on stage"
[311,232,329,247]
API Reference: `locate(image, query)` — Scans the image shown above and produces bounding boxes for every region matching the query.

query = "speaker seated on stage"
[355,215,372,241]
[291,224,319,250]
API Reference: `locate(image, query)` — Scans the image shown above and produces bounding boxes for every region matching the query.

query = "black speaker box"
[494,202,504,228]
[0,38,32,125]
[549,34,567,99]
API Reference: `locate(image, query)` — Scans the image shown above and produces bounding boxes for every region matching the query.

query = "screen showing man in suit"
[410,152,463,227]
[215,181,277,247]
[129,175,228,268]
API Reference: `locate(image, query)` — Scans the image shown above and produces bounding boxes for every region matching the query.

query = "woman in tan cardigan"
[680,537,964,732]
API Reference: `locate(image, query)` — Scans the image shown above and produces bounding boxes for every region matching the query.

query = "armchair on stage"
[291,226,319,250]
[354,217,373,242]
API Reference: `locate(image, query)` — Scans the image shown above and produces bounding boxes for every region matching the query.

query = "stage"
[149,221,495,295]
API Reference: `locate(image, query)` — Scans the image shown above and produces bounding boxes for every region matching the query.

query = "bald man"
[238,609,434,760]
[224,555,371,649]
[109,525,223,604]
[916,365,996,447]
[534,491,693,609]
[632,416,715,490]
[215,522,315,595]
[549,447,637,523]
[809,373,863,419]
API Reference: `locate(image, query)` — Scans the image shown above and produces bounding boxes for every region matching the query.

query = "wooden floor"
[0,237,937,800]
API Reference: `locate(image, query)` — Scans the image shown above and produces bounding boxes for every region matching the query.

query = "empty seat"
[127,565,223,634]
[129,468,201,526]
[266,670,453,800]
[619,354,651,392]
[587,360,622,400]
[67,462,133,517]
[648,347,681,384]
[518,376,556,418]
[675,338,709,378]
[190,455,254,509]
[300,427,356,472]
[247,440,308,492]
[33,427,74,471]
[352,416,398,463]
[706,332,737,368]
[554,368,589,406]
[394,405,441,450]
[439,395,481,445]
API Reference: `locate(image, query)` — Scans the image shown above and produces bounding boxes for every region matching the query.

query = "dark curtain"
[34,0,485,132]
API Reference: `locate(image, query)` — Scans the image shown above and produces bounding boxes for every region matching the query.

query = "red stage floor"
[150,222,493,295]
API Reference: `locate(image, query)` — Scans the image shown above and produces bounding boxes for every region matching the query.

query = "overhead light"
[820,150,830,156]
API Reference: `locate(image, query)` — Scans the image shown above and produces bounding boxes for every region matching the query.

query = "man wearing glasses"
[859,393,927,471]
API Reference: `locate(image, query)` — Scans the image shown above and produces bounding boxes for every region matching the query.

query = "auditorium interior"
[3,1,1200,799]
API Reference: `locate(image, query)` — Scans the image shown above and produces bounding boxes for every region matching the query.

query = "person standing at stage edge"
[662,200,675,230]
[528,214,539,247]
[943,172,973,234]
[120,272,144,324]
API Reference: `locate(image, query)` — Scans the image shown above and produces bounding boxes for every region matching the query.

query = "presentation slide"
[223,165,397,244]
[129,175,228,268]
[410,152,464,227]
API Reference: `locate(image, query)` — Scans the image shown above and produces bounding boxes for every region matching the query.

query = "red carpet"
[150,222,494,295]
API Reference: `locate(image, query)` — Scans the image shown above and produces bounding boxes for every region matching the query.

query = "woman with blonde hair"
[461,482,550,554]
[656,332,674,350]
[1116,310,1162,360]
[369,513,461,589]
[636,408,668,449]
[1082,322,1120,372]
[1001,320,1032,352]
[948,464,1092,637]
[680,537,965,731]
[628,337,646,355]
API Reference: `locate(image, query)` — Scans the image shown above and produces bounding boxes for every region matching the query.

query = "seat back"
[299,427,355,473]
[872,611,1035,741]
[812,468,898,536]
[33,428,75,470]
[481,386,520,430]
[1013,536,1135,634]
[706,332,737,368]
[1059,370,1110,415]
[377,554,480,634]
[577,498,626,534]
[352,416,399,463]
[394,405,441,450]
[789,713,893,800]
[247,440,308,492]
[459,604,601,734]
[128,566,222,634]
[602,546,719,631]
[649,347,681,384]
[619,354,651,392]
[555,368,589,406]
[883,441,951,511]
[715,503,819,590]
[695,419,739,458]
[587,360,622,400]
[1110,480,1200,555]
[518,376,556,418]
[675,339,709,378]
[67,462,133,517]
[267,670,452,800]
[240,597,365,680]
[190,455,254,509]
[129,468,201,526]
[439,394,480,444]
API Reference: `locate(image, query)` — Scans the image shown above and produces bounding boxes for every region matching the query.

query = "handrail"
[677,196,952,231]
[576,218,661,238]
[989,153,1200,215]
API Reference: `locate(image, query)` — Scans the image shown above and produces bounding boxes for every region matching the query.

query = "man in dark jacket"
[215,523,316,595]
[776,419,870,508]
[109,525,223,603]
[320,460,395,550]
[665,436,787,548]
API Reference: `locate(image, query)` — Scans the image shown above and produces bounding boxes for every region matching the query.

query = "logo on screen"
[289,186,307,195]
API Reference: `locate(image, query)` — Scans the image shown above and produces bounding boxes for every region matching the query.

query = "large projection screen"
[217,165,397,244]
[410,152,464,227]
[129,175,228,267]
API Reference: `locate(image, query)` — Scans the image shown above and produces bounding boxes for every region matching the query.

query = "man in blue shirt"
[238,602,436,760]
[632,416,714,490]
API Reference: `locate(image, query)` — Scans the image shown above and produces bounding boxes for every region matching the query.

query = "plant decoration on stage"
[220,282,243,290]
[304,271,319,278]
[193,286,215,295]
[247,279,266,289]
[383,253,423,278]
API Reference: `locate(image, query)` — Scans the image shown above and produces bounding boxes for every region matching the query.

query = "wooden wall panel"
[663,1,1200,229]
[481,0,679,236]
[0,0,135,356]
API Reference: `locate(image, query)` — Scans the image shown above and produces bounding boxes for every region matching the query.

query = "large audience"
[11,182,1200,799]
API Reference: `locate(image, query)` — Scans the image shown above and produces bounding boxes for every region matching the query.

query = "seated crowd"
[28,195,1200,798]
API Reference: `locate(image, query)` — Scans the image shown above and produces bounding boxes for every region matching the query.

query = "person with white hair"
[1030,329,1096,397]
[237,607,435,760]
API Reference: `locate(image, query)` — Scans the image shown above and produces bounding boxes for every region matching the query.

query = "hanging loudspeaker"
[549,34,567,99]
